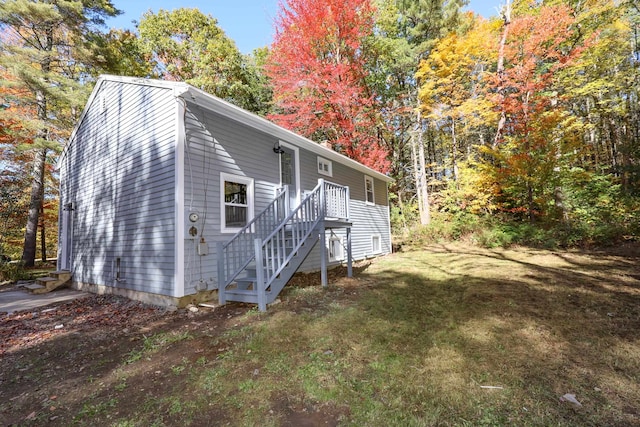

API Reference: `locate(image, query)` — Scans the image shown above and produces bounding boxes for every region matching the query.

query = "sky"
[107,0,501,54]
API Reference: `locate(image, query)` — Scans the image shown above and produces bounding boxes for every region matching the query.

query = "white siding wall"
[182,101,390,289]
[60,81,177,296]
[297,147,391,271]
[181,102,282,294]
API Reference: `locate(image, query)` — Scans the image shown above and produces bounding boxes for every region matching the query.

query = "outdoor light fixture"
[273,142,285,154]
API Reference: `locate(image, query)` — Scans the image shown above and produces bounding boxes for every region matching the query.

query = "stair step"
[51,270,71,275]
[234,277,255,291]
[23,283,46,291]
[29,272,73,294]
[50,271,71,279]
[226,288,258,296]
[224,289,260,304]
[225,288,276,300]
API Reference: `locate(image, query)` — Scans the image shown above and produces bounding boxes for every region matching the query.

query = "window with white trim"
[220,173,254,233]
[328,235,344,262]
[317,156,333,177]
[371,235,381,254]
[364,175,375,205]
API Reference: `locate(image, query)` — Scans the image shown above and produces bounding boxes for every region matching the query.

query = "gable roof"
[61,75,392,183]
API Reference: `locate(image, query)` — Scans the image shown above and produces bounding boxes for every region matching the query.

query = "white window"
[364,175,375,205]
[371,235,381,254]
[328,235,344,262]
[317,157,333,177]
[220,173,254,233]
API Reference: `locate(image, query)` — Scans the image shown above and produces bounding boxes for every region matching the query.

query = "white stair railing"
[217,187,288,297]
[219,179,350,310]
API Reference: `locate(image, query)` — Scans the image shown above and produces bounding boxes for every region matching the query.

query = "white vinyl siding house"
[58,75,392,307]
[58,80,177,300]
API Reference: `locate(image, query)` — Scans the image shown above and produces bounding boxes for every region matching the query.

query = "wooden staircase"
[218,179,352,311]
[25,270,72,294]
[222,227,320,305]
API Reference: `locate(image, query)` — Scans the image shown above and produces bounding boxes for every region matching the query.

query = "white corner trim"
[174,97,187,298]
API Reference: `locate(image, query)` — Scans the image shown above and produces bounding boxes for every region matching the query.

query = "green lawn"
[2,243,639,426]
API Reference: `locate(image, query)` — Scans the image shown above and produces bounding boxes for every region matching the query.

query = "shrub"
[0,262,28,283]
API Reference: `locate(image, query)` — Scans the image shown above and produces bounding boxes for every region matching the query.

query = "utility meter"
[186,211,201,239]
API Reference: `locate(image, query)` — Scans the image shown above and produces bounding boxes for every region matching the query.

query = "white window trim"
[317,156,333,177]
[364,175,375,205]
[371,234,382,255]
[328,235,344,262]
[220,172,254,234]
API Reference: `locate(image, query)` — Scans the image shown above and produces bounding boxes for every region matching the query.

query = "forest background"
[0,0,639,269]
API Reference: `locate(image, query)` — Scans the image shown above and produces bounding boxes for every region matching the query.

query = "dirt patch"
[0,294,254,426]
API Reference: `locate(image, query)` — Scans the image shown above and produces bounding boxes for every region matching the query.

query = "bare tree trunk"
[451,118,459,186]
[493,0,511,148]
[554,186,569,224]
[412,114,431,225]
[527,183,535,223]
[397,191,408,233]
[21,27,52,267]
[39,199,46,263]
[22,146,47,266]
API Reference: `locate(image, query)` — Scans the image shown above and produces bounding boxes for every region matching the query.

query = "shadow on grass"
[2,245,638,426]
[346,244,640,425]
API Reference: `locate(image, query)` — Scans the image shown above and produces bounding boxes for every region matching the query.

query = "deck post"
[255,238,267,311]
[347,227,353,278]
[320,227,328,287]
[217,241,226,305]
[345,186,350,220]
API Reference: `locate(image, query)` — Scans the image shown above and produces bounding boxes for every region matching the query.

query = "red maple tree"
[267,0,390,173]
[486,4,589,221]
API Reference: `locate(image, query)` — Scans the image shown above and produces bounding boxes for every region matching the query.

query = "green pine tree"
[0,0,120,266]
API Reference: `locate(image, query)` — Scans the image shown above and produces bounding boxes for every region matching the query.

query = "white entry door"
[279,142,300,211]
[59,202,74,271]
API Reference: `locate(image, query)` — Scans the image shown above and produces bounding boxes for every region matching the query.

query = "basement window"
[328,235,344,262]
[371,235,381,254]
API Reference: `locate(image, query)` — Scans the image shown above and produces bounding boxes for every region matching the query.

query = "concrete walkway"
[0,285,88,315]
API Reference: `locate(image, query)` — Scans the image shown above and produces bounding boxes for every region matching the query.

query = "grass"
[124,331,193,364]
[63,243,628,426]
[4,243,638,426]
[0,262,56,283]
[182,243,639,426]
